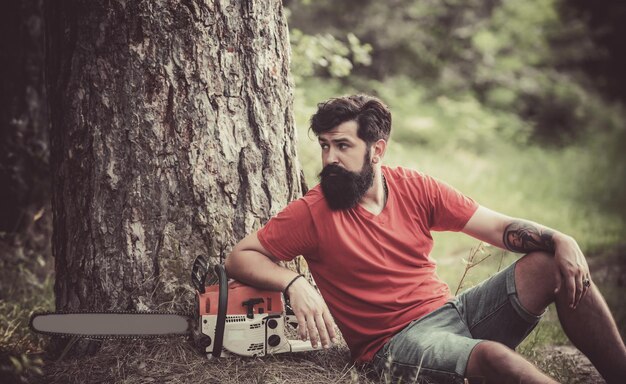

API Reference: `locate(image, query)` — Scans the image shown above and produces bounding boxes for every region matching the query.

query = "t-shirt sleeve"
[257,198,318,261]
[424,175,479,232]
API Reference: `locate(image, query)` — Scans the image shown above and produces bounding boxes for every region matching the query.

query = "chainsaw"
[30,258,315,358]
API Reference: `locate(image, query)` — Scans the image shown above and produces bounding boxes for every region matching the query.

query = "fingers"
[554,239,591,310]
[305,313,320,347]
[323,310,338,344]
[304,309,337,348]
[573,271,584,309]
[288,280,337,349]
[580,274,591,302]
[295,312,333,349]
[570,273,593,309]
[294,312,308,342]
[564,272,577,309]
[315,309,339,348]
[312,313,328,348]
[573,256,591,309]
[559,262,590,309]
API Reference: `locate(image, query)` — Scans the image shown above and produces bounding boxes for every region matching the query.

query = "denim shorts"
[371,261,544,383]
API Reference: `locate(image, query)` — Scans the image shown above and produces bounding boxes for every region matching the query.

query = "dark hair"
[309,94,391,144]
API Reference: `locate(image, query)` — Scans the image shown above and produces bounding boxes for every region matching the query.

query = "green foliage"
[287,0,607,144]
[574,110,626,218]
[0,298,49,383]
[289,29,372,82]
[0,350,44,383]
[0,223,54,383]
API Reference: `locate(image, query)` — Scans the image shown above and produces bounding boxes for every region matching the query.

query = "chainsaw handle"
[212,264,228,358]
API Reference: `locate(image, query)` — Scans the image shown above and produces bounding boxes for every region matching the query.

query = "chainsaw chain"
[29,310,194,340]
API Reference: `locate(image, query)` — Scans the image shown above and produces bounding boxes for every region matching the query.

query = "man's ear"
[371,139,387,163]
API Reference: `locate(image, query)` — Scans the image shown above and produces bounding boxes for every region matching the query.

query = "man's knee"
[515,251,559,310]
[467,341,557,383]
[466,341,517,377]
[519,250,556,274]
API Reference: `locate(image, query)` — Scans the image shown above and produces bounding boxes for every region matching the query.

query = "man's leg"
[514,251,626,383]
[458,256,559,383]
[466,341,557,383]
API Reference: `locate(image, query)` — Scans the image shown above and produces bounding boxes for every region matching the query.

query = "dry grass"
[526,345,605,384]
[29,338,377,384]
[23,337,606,384]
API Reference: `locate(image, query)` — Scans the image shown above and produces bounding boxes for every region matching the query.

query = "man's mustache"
[319,164,352,179]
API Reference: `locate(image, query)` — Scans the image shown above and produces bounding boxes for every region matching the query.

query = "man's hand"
[285,275,338,349]
[553,233,591,309]
[225,232,338,348]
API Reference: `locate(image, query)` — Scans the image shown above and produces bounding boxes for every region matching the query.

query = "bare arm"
[224,231,297,291]
[460,206,556,252]
[224,231,337,348]
[462,206,590,308]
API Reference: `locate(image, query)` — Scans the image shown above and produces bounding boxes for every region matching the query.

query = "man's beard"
[319,152,374,211]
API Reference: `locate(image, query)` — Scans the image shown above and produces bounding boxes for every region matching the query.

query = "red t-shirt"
[257,166,478,362]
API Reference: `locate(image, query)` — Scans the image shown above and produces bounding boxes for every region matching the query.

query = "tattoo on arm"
[502,221,555,253]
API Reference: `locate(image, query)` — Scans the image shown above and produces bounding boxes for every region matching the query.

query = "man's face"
[317,121,374,210]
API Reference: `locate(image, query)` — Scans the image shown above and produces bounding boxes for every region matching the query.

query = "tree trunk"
[45,0,303,312]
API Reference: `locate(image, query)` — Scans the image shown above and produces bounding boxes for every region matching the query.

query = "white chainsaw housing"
[200,312,313,357]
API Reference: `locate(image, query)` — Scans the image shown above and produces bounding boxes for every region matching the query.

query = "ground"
[2,244,623,383]
[540,345,604,384]
[24,336,607,384]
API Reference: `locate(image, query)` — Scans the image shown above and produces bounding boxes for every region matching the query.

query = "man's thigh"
[371,304,480,383]
[372,262,544,382]
[452,260,544,349]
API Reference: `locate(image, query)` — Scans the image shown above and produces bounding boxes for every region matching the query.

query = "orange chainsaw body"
[198,281,284,317]
[195,275,314,358]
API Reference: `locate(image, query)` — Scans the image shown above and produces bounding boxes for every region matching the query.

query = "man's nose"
[324,148,340,166]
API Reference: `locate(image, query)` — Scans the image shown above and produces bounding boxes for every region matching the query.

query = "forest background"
[289,0,626,367]
[1,0,625,382]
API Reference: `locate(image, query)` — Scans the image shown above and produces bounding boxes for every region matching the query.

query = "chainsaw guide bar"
[29,311,193,339]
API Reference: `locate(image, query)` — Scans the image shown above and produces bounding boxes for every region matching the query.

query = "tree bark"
[45,0,303,312]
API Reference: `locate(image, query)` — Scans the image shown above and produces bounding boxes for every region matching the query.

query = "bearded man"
[225,95,626,383]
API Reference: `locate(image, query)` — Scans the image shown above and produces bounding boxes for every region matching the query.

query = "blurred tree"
[0,0,52,315]
[0,1,52,378]
[468,0,599,144]
[0,0,49,234]
[287,0,500,83]
[568,0,626,103]
[286,0,617,144]
[45,0,303,312]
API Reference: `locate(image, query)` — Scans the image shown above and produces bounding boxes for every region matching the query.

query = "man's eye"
[339,143,348,149]
[320,143,329,149]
